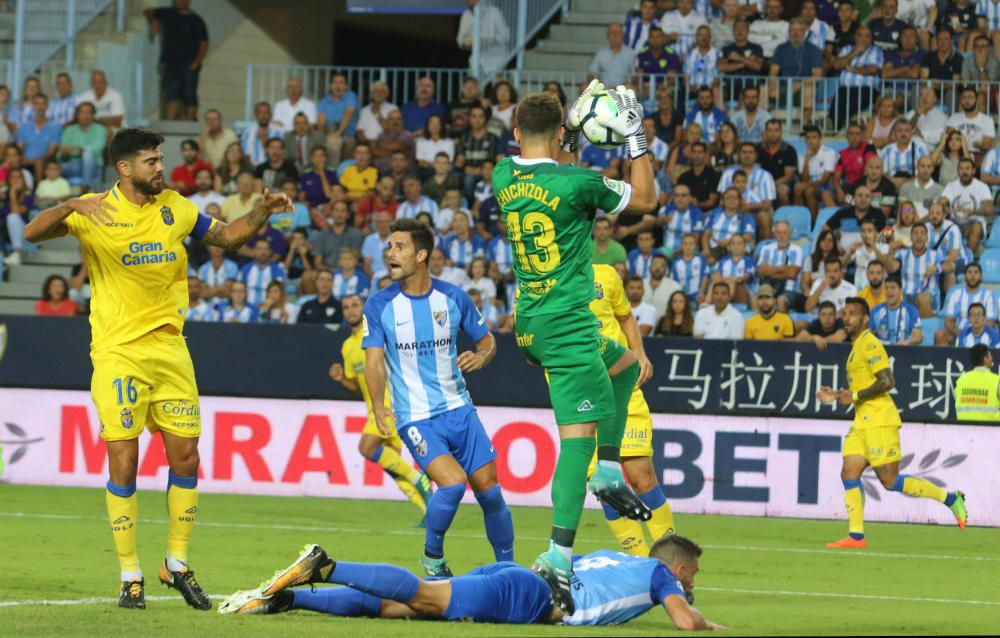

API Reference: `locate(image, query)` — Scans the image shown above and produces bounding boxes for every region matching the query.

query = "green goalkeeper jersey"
[493,156,631,317]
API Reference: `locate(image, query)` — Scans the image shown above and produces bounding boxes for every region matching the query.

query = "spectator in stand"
[169,138,212,196]
[711,233,755,304]
[892,201,918,247]
[198,108,237,168]
[906,85,948,148]
[843,218,890,289]
[332,248,369,299]
[748,0,789,58]
[35,274,78,316]
[800,1,834,63]
[634,28,682,100]
[272,77,316,133]
[16,93,61,181]
[677,141,721,211]
[1,164,35,266]
[956,302,1000,347]
[730,168,772,232]
[709,0,740,50]
[802,229,843,294]
[592,216,629,267]
[828,185,887,253]
[472,158,499,237]
[215,141,252,196]
[580,140,623,178]
[448,77,488,138]
[456,0,510,75]
[144,0,208,120]
[931,130,972,196]
[428,247,470,287]
[757,119,797,207]
[253,137,298,193]
[258,280,298,324]
[188,167,224,214]
[657,183,704,257]
[981,143,1000,188]
[718,19,765,101]
[416,114,455,176]
[694,281,745,339]
[423,151,461,204]
[831,26,883,131]
[372,111,415,175]
[865,96,899,151]
[219,280,259,323]
[832,121,876,203]
[937,261,995,344]
[271,177,311,235]
[464,256,497,305]
[941,157,993,252]
[717,143,776,233]
[185,276,215,322]
[241,101,282,166]
[899,0,936,49]
[795,124,838,214]
[298,270,342,324]
[354,176,397,231]
[494,109,519,160]
[857,259,887,309]
[924,26,964,82]
[879,120,928,189]
[795,300,847,348]
[282,227,316,292]
[643,252,683,319]
[197,244,239,306]
[47,73,78,127]
[587,23,637,90]
[626,0,659,51]
[869,0,907,52]
[703,186,755,263]
[898,156,942,217]
[661,0,707,60]
[844,156,896,217]
[317,73,358,167]
[883,26,926,110]
[340,142,378,205]
[805,256,858,313]
[361,211,392,276]
[433,188,466,233]
[684,27,723,107]
[384,151,416,200]
[443,210,485,269]
[34,160,71,209]
[0,145,35,190]
[356,81,397,143]
[401,76,446,137]
[284,112,324,172]
[831,0,859,57]
[768,19,823,127]
[220,170,260,222]
[488,81,517,132]
[869,275,923,344]
[729,86,770,145]
[626,229,661,278]
[666,121,701,179]
[946,85,995,156]
[685,85,728,144]
[886,223,946,317]
[623,275,657,336]
[979,0,1000,56]
[298,146,339,209]
[937,0,979,53]
[655,289,695,336]
[311,199,363,270]
[745,284,795,340]
[757,220,807,312]
[239,239,286,306]
[396,175,438,221]
[58,101,105,188]
[649,86,683,148]
[9,76,40,131]
[455,105,497,198]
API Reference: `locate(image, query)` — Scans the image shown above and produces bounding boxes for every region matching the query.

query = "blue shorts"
[443,562,552,624]
[400,405,496,475]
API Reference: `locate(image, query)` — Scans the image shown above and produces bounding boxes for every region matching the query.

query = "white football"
[578,90,627,150]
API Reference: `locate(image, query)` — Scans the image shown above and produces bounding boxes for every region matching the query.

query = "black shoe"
[259,544,334,597]
[159,561,212,610]
[118,578,146,610]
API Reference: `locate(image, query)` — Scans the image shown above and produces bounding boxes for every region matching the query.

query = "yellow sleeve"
[782,314,795,338]
[744,317,755,339]
[605,272,630,318]
[865,336,891,374]
[64,211,84,237]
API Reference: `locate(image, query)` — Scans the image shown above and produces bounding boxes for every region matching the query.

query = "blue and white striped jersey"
[217,303,260,323]
[486,236,513,274]
[693,0,722,19]
[443,234,486,269]
[977,0,1000,30]
[926,221,973,266]
[564,550,684,626]
[673,254,709,297]
[981,148,1000,179]
[197,258,240,305]
[624,15,654,51]
[659,204,706,254]
[943,284,997,329]
[241,124,285,165]
[806,18,833,49]
[718,165,777,200]
[684,47,722,92]
[869,301,922,343]
[957,324,1000,347]
[685,105,728,144]
[186,300,217,322]
[838,44,884,88]
[627,248,662,279]
[756,242,806,294]
[333,268,371,299]
[894,247,943,296]
[396,195,439,220]
[878,140,928,177]
[714,254,757,283]
[239,261,287,305]
[47,93,79,127]
[362,278,489,426]
[707,208,756,248]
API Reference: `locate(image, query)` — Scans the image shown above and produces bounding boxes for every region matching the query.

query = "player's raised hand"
[457,349,487,373]
[70,190,116,226]
[816,386,837,403]
[258,188,294,215]
[567,79,605,131]
[329,363,344,382]
[597,85,644,138]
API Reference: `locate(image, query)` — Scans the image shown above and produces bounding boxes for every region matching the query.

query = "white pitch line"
[701,587,1000,607]
[2,511,999,563]
[0,594,226,609]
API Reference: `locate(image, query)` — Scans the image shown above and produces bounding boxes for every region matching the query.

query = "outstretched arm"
[663,595,725,631]
[202,189,292,250]
[24,192,117,243]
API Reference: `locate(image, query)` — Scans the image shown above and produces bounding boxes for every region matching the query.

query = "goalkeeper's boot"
[118,578,145,610]
[588,465,652,521]
[826,536,868,549]
[533,543,575,616]
[420,554,453,577]
[260,543,334,597]
[159,561,211,610]
[950,491,968,530]
[218,587,294,615]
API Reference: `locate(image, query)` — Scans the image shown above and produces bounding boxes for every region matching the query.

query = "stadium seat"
[775,206,812,240]
[786,137,806,158]
[921,317,941,346]
[813,207,839,237]
[827,140,847,154]
[987,220,1000,248]
[980,248,1000,283]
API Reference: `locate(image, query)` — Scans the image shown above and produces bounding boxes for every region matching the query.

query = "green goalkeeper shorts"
[515,306,627,426]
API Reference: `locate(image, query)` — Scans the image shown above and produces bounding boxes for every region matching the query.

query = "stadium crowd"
[5,0,1000,350]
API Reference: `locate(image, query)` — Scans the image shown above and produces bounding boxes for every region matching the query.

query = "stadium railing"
[33,60,146,125]
[468,0,568,81]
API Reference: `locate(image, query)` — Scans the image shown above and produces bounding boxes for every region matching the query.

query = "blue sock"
[945,492,957,507]
[291,587,382,616]
[425,483,465,559]
[370,446,384,463]
[474,485,515,562]
[637,486,667,510]
[890,475,906,492]
[601,502,622,521]
[326,562,420,602]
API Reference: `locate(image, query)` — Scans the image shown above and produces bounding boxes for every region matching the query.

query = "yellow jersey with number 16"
[846,329,901,428]
[66,183,217,351]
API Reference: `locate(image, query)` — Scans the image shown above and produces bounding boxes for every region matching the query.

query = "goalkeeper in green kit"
[492,82,658,614]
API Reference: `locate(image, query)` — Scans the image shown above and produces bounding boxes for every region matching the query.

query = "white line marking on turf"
[0,594,226,608]
[701,587,1000,607]
[3,511,999,563]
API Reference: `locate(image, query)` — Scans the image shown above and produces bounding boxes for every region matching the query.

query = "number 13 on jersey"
[507,211,561,273]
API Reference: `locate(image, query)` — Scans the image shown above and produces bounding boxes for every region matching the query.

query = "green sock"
[551,436,597,537]
[597,360,639,462]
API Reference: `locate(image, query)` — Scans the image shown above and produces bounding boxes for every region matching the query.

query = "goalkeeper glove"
[563,79,604,153]
[598,85,647,160]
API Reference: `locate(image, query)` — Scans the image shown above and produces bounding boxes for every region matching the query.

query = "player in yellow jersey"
[586,265,676,556]
[330,294,434,523]
[817,297,968,549]
[24,128,294,610]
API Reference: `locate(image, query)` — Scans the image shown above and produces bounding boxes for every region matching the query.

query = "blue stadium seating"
[787,138,807,158]
[987,220,1000,248]
[921,317,941,346]
[775,206,812,240]
[980,248,1000,283]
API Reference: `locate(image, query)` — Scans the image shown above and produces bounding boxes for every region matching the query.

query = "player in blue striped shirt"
[869,276,923,345]
[657,184,705,255]
[878,120,928,188]
[362,218,512,577]
[887,223,948,317]
[936,262,997,344]
[756,220,807,312]
[831,26,884,129]
[673,233,710,301]
[957,302,1000,347]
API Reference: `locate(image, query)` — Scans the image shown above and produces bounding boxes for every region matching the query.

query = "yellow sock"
[606,516,649,556]
[166,473,199,564]
[646,501,677,539]
[843,479,865,537]
[899,475,948,503]
[394,477,427,512]
[106,482,140,578]
[376,446,421,484]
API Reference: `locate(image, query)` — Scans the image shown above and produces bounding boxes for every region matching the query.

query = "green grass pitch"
[1,484,998,636]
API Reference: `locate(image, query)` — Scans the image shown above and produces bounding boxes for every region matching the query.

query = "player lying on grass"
[218,535,723,630]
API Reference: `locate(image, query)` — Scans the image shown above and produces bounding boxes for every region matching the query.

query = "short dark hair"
[515,92,563,137]
[594,216,612,227]
[866,259,884,271]
[266,137,285,148]
[818,300,836,313]
[965,262,982,275]
[958,157,976,168]
[109,127,165,165]
[711,280,730,293]
[970,343,991,367]
[802,124,821,137]
[389,217,435,264]
[649,534,703,566]
[823,255,842,269]
[969,301,986,316]
[739,142,757,152]
[845,296,870,317]
[690,142,707,152]
[884,273,902,288]
[625,275,644,286]
[181,138,200,152]
[765,118,783,129]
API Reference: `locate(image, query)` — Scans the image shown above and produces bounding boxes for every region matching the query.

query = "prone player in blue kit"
[219,535,725,631]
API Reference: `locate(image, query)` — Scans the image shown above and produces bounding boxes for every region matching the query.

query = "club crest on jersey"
[160,206,174,225]
[120,408,134,429]
[415,440,429,457]
[433,310,448,328]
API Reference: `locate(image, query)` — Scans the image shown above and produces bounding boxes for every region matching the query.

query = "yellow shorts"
[588,386,654,477]
[842,424,902,467]
[361,414,404,449]
[91,329,201,442]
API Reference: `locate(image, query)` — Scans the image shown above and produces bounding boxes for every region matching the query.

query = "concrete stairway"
[523,0,637,74]
[0,234,79,315]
